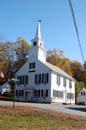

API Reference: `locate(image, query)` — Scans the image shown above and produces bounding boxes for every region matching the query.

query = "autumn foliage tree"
[70,61,82,81]
[47,48,72,76]
[0,37,30,83]
[14,37,30,60]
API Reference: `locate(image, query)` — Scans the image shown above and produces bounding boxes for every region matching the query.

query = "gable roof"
[44,62,75,81]
[80,88,86,92]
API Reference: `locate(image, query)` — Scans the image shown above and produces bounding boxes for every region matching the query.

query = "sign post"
[11,78,19,108]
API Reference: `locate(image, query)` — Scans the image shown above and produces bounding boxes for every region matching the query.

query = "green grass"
[0,106,86,130]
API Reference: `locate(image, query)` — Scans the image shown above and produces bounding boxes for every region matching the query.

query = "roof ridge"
[45,61,75,81]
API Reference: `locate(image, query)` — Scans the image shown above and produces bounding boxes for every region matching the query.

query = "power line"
[68,0,85,63]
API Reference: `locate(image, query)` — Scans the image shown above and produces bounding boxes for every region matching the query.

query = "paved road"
[0,100,86,117]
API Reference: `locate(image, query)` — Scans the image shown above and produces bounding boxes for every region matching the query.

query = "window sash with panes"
[17,75,28,85]
[69,80,72,88]
[34,90,40,97]
[42,73,49,84]
[53,90,63,98]
[57,74,60,85]
[35,73,49,85]
[35,74,41,85]
[41,89,48,97]
[16,90,24,97]
[29,62,35,69]
[81,92,85,96]
[63,77,66,87]
[16,90,18,96]
[67,93,74,99]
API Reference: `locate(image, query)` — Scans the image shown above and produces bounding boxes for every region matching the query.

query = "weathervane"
[38,19,42,23]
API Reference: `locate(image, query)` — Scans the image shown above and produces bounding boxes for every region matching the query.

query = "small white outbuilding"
[77,88,86,105]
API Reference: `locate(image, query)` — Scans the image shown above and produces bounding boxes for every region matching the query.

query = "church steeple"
[29,20,46,63]
[32,20,43,48]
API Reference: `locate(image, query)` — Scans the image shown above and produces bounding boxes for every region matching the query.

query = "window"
[25,76,28,84]
[42,73,49,84]
[17,75,28,85]
[67,93,74,99]
[21,90,24,96]
[40,43,42,46]
[42,74,44,84]
[53,90,63,98]
[57,74,60,85]
[41,89,43,97]
[81,92,85,96]
[84,92,85,96]
[33,41,37,46]
[16,90,24,97]
[38,90,40,97]
[39,74,41,84]
[35,74,41,85]
[69,80,72,88]
[63,77,66,87]
[18,90,21,96]
[43,90,46,97]
[29,62,35,69]
[34,89,48,98]
[19,90,24,96]
[41,89,48,97]
[46,89,48,97]
[22,76,24,84]
[81,92,83,96]
[23,75,28,84]
[46,73,49,83]
[16,90,18,96]
[34,90,40,97]
[35,73,49,85]
[43,74,46,84]
[25,92,28,97]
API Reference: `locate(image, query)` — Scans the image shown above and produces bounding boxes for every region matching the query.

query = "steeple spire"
[29,20,46,63]
[35,20,42,39]
[32,20,43,48]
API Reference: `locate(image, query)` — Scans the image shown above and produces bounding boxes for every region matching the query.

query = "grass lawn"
[0,106,86,130]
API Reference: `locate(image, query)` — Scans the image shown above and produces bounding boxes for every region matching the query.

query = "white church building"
[15,21,75,104]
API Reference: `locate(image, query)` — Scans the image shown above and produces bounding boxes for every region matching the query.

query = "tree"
[70,61,82,81]
[0,43,12,83]
[0,38,30,83]
[59,58,72,76]
[75,81,85,94]
[15,37,30,60]
[47,48,64,66]
[80,71,86,84]
[47,48,72,76]
[47,48,64,58]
